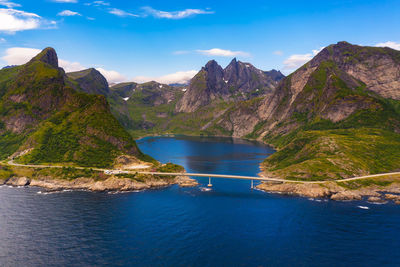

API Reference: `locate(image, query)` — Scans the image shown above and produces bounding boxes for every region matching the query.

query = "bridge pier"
[251,179,254,189]
[207,177,213,187]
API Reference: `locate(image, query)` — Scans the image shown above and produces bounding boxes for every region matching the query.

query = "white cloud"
[51,0,78,3]
[85,1,109,6]
[108,8,138,17]
[273,50,283,56]
[59,59,85,72]
[283,47,325,71]
[196,48,250,57]
[2,47,40,64]
[133,70,197,85]
[0,0,20,8]
[143,6,214,19]
[375,41,400,50]
[283,54,313,70]
[0,37,5,43]
[1,47,86,72]
[58,10,81,16]
[96,67,126,84]
[0,8,43,33]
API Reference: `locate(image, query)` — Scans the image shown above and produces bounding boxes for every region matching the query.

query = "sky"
[0,0,400,84]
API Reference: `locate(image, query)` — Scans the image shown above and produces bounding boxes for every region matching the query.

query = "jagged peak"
[204,59,220,69]
[228,57,238,65]
[30,47,58,68]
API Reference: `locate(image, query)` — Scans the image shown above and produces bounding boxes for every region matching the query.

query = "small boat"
[200,187,212,192]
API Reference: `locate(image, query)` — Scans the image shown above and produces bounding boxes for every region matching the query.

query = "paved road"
[6,160,400,184]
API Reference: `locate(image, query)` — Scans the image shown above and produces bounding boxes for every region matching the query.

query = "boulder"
[5,177,30,186]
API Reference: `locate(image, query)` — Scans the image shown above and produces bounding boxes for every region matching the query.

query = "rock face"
[176,58,284,112]
[67,68,110,96]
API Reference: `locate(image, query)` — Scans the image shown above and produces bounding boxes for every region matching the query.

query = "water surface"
[0,136,399,266]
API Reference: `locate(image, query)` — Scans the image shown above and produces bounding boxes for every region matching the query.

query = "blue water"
[0,136,399,266]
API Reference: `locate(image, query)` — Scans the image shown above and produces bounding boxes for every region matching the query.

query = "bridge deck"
[138,172,302,183]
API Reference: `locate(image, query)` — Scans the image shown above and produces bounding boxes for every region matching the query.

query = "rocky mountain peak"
[204,60,223,73]
[31,47,58,68]
[176,58,285,113]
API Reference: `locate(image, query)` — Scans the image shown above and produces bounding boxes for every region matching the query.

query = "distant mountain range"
[105,41,400,180]
[1,42,398,180]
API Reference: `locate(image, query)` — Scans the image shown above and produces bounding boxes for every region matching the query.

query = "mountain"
[176,58,284,112]
[214,42,400,180]
[110,82,138,98]
[109,81,185,137]
[67,68,110,96]
[0,48,149,167]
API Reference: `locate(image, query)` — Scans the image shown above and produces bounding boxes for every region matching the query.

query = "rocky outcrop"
[5,177,30,186]
[2,174,198,192]
[385,194,400,204]
[176,58,284,112]
[174,176,199,187]
[30,47,59,68]
[330,191,362,201]
[257,180,400,203]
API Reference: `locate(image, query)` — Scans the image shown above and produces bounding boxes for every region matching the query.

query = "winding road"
[5,160,400,184]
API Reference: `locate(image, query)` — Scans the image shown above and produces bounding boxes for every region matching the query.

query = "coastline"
[256,175,400,204]
[1,175,198,192]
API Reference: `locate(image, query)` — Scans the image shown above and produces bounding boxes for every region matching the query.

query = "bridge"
[139,171,313,188]
[6,160,400,189]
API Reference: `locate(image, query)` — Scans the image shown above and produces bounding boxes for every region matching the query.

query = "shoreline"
[256,178,400,204]
[0,174,199,193]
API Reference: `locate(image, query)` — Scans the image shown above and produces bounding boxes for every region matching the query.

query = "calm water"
[0,136,399,266]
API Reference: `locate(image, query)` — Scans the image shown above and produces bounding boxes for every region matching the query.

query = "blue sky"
[0,0,400,84]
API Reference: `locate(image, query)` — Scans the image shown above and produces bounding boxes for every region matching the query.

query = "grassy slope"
[110,81,235,138]
[0,66,27,159]
[0,58,149,168]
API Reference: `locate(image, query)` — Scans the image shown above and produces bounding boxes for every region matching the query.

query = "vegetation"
[264,128,400,181]
[157,163,185,173]
[0,165,13,180]
[337,178,394,190]
[0,48,150,168]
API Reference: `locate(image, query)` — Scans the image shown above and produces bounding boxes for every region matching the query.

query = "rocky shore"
[1,175,198,192]
[257,180,400,204]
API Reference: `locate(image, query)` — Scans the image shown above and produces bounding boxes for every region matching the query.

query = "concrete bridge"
[6,160,400,189]
[138,171,304,188]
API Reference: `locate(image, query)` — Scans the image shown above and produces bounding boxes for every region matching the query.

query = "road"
[6,160,400,184]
